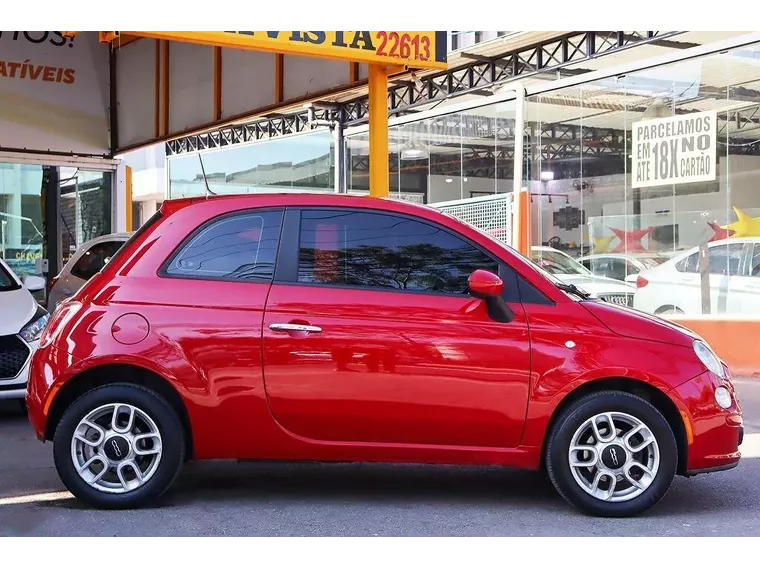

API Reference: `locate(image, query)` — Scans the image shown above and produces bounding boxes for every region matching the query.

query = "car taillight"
[39,301,81,349]
[636,275,649,288]
[47,274,59,292]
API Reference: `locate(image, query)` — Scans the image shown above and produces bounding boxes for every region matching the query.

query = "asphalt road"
[1,380,760,537]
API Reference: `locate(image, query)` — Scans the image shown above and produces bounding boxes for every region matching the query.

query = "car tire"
[53,383,185,509]
[545,390,677,517]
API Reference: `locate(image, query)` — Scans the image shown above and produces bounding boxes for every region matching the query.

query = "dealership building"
[3,31,760,372]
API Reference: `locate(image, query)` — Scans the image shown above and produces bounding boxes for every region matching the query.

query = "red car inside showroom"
[26,193,743,517]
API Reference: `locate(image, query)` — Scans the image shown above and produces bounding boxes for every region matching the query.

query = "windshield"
[0,261,21,291]
[531,249,593,276]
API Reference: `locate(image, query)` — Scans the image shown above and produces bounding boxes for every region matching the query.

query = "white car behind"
[47,232,131,309]
[578,253,667,284]
[633,237,760,316]
[530,246,636,307]
[0,258,49,401]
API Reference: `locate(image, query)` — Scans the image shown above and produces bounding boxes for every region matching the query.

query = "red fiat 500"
[27,194,742,516]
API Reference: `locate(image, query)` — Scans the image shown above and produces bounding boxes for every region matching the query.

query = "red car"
[26,194,743,516]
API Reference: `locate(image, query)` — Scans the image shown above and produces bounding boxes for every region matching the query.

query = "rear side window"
[70,240,126,280]
[165,210,283,282]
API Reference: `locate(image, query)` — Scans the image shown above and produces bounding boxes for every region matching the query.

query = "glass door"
[59,168,113,266]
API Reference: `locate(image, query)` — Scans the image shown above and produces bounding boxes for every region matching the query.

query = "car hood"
[555,274,635,295]
[582,300,700,348]
[0,287,36,335]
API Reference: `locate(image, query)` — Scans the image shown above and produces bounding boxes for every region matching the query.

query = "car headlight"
[693,339,725,378]
[714,386,732,409]
[20,306,50,343]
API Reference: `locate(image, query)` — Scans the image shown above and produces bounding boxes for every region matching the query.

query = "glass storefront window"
[168,130,335,198]
[345,100,517,205]
[60,169,113,265]
[526,43,760,319]
[0,162,43,279]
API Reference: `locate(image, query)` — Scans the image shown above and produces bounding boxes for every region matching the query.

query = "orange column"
[125,166,133,232]
[368,64,389,198]
[513,189,532,256]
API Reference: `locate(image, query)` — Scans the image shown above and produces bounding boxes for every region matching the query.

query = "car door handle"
[269,323,323,333]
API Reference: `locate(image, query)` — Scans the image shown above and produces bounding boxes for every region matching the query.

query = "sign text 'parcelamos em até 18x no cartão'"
[632,110,717,188]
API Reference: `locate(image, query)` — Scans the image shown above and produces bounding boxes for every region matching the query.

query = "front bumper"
[675,371,743,474]
[0,338,38,400]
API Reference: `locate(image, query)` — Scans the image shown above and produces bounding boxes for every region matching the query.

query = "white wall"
[429,174,512,203]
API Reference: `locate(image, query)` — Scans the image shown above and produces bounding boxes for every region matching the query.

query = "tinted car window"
[588,258,609,276]
[606,259,629,281]
[70,240,126,280]
[676,253,698,273]
[165,210,283,281]
[297,209,499,295]
[707,243,744,276]
[751,245,760,277]
[676,244,744,275]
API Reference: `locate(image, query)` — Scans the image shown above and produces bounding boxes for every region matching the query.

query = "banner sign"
[632,110,717,188]
[0,31,110,155]
[125,31,448,69]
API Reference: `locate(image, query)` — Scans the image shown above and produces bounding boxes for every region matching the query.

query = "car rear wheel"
[545,390,677,517]
[53,383,185,509]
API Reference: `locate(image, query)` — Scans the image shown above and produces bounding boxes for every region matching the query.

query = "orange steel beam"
[274,54,284,104]
[161,41,170,136]
[213,47,222,120]
[154,40,161,138]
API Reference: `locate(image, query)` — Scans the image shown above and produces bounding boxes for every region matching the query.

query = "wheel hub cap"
[103,435,131,462]
[600,443,627,470]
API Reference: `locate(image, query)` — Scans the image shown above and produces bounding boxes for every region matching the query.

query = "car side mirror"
[468,269,504,299]
[467,269,513,323]
[23,275,46,292]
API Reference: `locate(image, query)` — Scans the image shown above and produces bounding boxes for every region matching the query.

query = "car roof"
[78,232,133,248]
[162,192,431,212]
[159,192,472,228]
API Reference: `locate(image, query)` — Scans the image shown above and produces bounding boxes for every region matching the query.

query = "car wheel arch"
[44,362,194,460]
[538,376,688,475]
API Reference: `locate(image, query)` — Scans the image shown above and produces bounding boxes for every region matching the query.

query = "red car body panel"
[26,194,742,475]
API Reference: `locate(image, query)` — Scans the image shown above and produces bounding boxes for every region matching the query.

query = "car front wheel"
[545,390,677,517]
[53,383,185,509]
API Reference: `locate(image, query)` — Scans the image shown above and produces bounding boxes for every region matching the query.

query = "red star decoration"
[707,222,734,242]
[608,226,653,253]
